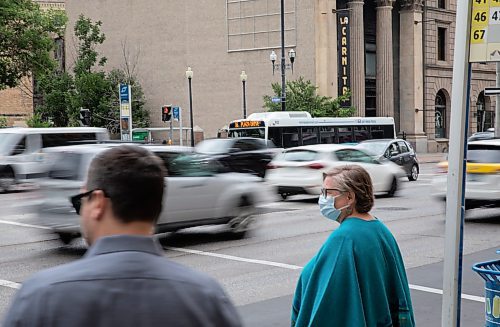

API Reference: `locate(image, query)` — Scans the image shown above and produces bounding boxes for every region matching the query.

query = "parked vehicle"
[194,137,276,177]
[35,144,271,244]
[357,138,419,181]
[264,144,405,200]
[0,127,109,192]
[432,139,500,210]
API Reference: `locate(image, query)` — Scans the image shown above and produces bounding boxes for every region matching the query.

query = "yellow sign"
[470,0,500,61]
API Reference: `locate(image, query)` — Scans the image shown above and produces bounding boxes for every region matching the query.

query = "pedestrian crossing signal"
[162,105,172,122]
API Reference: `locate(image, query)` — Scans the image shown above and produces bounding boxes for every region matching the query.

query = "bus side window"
[354,126,369,142]
[282,127,299,148]
[337,127,354,144]
[301,127,319,146]
[320,127,336,144]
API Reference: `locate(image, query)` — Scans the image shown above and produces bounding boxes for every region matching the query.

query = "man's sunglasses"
[70,189,106,215]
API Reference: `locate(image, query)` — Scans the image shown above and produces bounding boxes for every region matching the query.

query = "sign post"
[441,0,473,325]
[119,83,132,141]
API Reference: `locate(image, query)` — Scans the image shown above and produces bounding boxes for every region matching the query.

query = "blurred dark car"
[357,138,419,181]
[194,138,275,178]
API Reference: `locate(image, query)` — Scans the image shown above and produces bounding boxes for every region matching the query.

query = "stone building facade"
[65,0,496,152]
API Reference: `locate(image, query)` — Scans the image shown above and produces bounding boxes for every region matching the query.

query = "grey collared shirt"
[3,235,242,327]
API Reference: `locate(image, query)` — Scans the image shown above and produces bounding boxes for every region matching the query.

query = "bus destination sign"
[230,121,265,128]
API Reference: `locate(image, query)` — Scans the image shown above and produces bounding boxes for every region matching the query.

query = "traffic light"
[79,108,91,126]
[162,105,172,122]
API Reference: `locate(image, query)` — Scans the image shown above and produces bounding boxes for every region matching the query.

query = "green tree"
[26,113,52,127]
[0,0,66,89]
[35,15,150,131]
[0,117,7,128]
[263,77,355,117]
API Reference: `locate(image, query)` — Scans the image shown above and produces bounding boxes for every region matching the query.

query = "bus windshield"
[228,128,265,139]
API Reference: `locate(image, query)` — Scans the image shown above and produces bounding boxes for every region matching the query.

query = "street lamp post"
[268,0,296,112]
[280,0,286,112]
[240,71,247,119]
[185,67,194,147]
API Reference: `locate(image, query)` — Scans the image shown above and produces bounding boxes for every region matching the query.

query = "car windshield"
[278,150,319,162]
[0,133,19,155]
[467,144,500,163]
[195,139,234,154]
[358,141,390,156]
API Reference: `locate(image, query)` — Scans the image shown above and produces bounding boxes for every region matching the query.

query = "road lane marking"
[166,247,485,303]
[409,284,485,303]
[0,279,21,289]
[165,246,302,270]
[0,219,51,230]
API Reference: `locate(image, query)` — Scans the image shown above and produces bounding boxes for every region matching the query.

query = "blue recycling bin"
[472,253,500,327]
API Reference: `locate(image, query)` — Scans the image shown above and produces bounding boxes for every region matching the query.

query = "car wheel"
[58,232,76,245]
[280,193,288,201]
[227,199,256,238]
[387,177,398,197]
[0,167,15,193]
[408,164,419,181]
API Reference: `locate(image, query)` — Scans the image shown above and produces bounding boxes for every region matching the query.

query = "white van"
[0,127,109,191]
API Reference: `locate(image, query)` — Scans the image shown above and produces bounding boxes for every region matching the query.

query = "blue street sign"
[172,106,180,121]
[119,83,130,102]
[272,97,281,103]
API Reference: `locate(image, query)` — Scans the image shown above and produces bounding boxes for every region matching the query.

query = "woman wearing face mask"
[291,165,415,327]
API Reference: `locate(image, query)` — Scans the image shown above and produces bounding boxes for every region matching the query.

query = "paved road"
[0,163,498,326]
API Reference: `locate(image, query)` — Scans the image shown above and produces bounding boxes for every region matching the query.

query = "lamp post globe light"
[185,67,194,147]
[240,71,248,119]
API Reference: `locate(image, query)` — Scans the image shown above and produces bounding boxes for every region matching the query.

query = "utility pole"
[280,0,286,111]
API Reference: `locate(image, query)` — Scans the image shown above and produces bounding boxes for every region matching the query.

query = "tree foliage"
[0,0,66,89]
[263,77,355,117]
[26,113,52,128]
[35,15,150,132]
[0,117,7,128]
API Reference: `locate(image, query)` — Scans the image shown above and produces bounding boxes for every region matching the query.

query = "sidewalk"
[418,152,447,164]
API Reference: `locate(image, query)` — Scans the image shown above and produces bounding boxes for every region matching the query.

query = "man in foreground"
[3,145,241,326]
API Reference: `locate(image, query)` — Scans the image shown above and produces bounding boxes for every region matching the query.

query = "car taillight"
[307,163,324,169]
[267,163,280,169]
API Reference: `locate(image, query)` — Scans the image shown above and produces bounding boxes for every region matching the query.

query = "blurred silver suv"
[35,144,271,243]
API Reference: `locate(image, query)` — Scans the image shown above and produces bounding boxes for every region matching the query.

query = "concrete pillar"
[376,0,394,117]
[399,0,427,152]
[315,0,338,98]
[348,0,365,116]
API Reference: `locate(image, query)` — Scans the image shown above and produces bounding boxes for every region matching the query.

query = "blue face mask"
[318,194,349,222]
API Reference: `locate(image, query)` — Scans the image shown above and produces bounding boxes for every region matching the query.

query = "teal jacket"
[292,218,415,327]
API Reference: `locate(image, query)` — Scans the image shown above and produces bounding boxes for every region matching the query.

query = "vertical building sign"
[119,83,132,141]
[337,11,351,107]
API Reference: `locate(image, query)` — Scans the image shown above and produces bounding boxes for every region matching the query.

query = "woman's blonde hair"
[323,165,374,213]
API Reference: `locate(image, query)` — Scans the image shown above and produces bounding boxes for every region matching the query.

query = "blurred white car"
[35,144,271,243]
[264,144,405,200]
[432,139,500,209]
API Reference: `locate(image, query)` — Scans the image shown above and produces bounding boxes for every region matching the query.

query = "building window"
[437,27,447,61]
[226,0,297,51]
[476,91,494,131]
[435,90,447,138]
[438,0,446,9]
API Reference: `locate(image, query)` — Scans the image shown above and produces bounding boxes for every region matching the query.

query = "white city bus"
[228,111,396,148]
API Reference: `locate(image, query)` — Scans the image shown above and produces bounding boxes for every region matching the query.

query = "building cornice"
[400,0,423,11]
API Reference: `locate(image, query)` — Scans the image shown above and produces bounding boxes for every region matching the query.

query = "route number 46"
[475,12,487,22]
[473,29,485,40]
